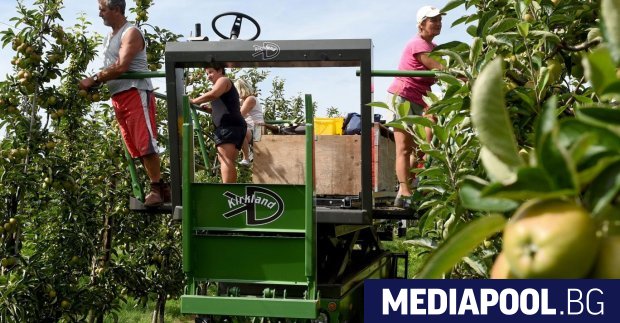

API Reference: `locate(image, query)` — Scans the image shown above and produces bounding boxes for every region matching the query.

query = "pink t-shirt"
[387,34,437,107]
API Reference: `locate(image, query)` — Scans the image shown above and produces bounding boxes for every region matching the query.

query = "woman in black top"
[190,62,247,183]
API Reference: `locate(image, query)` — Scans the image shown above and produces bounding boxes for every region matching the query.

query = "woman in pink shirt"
[388,5,445,208]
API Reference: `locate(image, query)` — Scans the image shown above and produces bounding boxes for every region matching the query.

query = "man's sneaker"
[248,150,254,162]
[144,182,163,207]
[160,180,171,203]
[239,159,252,167]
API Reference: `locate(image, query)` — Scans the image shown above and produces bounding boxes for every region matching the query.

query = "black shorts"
[214,125,246,150]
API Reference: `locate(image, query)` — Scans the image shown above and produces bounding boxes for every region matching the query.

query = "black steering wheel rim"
[212,12,261,41]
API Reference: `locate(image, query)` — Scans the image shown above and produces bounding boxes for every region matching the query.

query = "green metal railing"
[118,71,166,79]
[181,95,192,272]
[304,94,316,299]
[189,108,210,169]
[355,69,444,77]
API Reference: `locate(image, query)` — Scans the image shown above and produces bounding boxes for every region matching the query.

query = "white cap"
[416,5,444,25]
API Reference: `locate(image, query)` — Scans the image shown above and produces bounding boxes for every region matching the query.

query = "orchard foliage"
[397,0,620,279]
[0,0,183,321]
[372,0,618,278]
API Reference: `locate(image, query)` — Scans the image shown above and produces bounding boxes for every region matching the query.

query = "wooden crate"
[252,123,396,196]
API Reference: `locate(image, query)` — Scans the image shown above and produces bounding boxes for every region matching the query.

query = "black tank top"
[211,80,246,127]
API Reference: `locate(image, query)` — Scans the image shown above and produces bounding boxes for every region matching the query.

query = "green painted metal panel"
[191,235,306,282]
[191,183,306,231]
[181,295,319,318]
[182,96,193,273]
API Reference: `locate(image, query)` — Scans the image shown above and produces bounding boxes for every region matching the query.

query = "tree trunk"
[151,294,167,323]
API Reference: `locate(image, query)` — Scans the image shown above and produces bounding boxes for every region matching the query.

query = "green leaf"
[584,160,620,216]
[571,94,594,104]
[485,35,514,48]
[517,22,530,38]
[452,15,471,28]
[478,12,499,37]
[535,97,578,192]
[424,149,448,165]
[441,0,466,12]
[470,37,483,66]
[463,256,488,277]
[416,214,507,279]
[579,155,620,187]
[396,98,410,119]
[480,146,515,182]
[538,131,578,192]
[384,121,406,131]
[404,237,437,249]
[482,167,572,200]
[471,58,523,169]
[367,101,390,110]
[459,177,519,212]
[601,0,620,63]
[434,41,470,52]
[488,18,520,34]
[437,74,462,87]
[433,49,465,68]
[512,87,536,108]
[400,115,435,128]
[583,47,618,97]
[576,108,620,135]
[569,133,599,168]
[559,118,620,154]
[536,66,551,96]
[529,31,561,44]
[535,96,558,152]
[601,81,620,100]
[418,167,449,181]
[432,125,449,145]
[466,25,478,37]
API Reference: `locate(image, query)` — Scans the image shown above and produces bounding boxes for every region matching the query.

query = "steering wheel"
[212,12,261,41]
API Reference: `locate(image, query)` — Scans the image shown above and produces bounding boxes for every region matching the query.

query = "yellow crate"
[314,117,344,135]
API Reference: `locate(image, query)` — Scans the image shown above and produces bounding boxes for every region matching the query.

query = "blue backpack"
[343,112,362,135]
[342,113,383,134]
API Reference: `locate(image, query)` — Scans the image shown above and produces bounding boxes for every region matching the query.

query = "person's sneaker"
[144,182,163,207]
[248,150,254,162]
[239,159,252,167]
[160,180,171,203]
[394,195,412,209]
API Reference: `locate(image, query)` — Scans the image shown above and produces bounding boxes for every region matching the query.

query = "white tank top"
[244,96,264,127]
[103,22,153,95]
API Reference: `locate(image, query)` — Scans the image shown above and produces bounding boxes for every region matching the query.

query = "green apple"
[490,252,516,279]
[591,236,620,278]
[523,13,534,23]
[503,199,599,278]
[546,57,563,84]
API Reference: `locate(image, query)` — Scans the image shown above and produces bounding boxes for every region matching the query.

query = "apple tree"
[407,0,620,279]
[0,0,184,321]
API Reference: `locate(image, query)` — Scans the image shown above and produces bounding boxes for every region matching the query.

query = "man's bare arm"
[79,27,144,89]
[98,28,144,81]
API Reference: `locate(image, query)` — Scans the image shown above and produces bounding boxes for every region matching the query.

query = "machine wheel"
[212,12,261,40]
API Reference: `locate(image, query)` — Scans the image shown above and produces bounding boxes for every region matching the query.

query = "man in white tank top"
[79,0,169,207]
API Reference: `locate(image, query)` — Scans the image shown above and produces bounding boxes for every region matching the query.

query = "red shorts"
[111,88,158,158]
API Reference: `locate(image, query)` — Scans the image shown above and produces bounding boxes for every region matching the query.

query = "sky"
[0,0,473,119]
